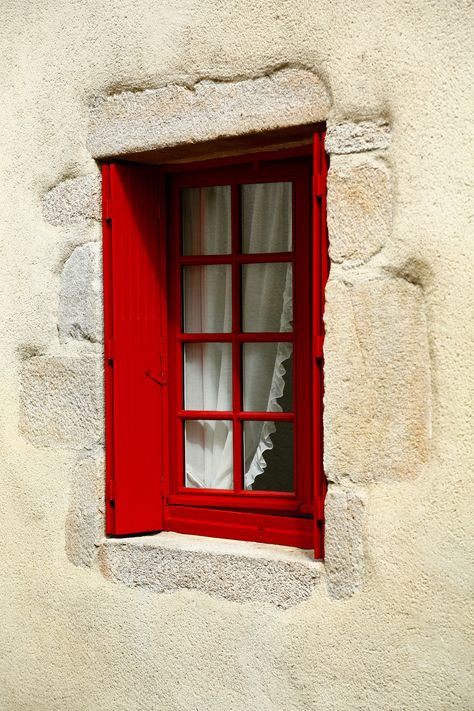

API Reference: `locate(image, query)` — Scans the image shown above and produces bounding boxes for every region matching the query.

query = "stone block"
[88,68,330,158]
[42,174,101,226]
[66,450,105,567]
[327,160,391,264]
[100,537,321,609]
[323,277,431,483]
[59,242,102,344]
[325,120,390,154]
[325,486,365,599]
[20,355,103,449]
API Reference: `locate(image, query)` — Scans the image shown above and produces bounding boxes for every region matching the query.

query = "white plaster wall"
[0,2,473,709]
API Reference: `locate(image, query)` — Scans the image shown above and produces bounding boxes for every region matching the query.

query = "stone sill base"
[99,531,323,610]
[109,530,319,564]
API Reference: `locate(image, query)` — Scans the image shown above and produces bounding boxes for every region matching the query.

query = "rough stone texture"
[88,68,330,158]
[59,242,102,344]
[325,120,390,154]
[100,536,321,609]
[324,277,431,483]
[19,355,103,449]
[327,160,391,264]
[66,450,105,567]
[324,486,365,599]
[42,174,101,226]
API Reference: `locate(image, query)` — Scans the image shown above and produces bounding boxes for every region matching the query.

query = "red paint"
[166,506,314,550]
[103,164,164,535]
[165,153,317,550]
[103,136,328,555]
[161,144,312,174]
[312,133,329,555]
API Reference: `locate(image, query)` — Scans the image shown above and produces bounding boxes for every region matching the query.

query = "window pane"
[242,263,292,332]
[184,343,232,411]
[243,343,293,412]
[184,420,233,489]
[241,182,292,253]
[182,186,231,255]
[183,265,232,333]
[243,421,294,492]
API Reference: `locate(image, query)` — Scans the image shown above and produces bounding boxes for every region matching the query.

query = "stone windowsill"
[99,531,323,609]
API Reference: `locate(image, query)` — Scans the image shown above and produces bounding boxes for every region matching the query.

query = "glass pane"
[243,421,294,492]
[243,343,293,412]
[184,343,232,411]
[182,186,231,255]
[184,420,233,489]
[242,263,292,332]
[241,182,292,253]
[183,265,232,333]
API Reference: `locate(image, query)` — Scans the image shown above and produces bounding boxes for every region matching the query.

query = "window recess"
[102,136,328,556]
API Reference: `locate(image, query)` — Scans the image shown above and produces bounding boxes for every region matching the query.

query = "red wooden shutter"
[312,134,329,557]
[103,163,165,535]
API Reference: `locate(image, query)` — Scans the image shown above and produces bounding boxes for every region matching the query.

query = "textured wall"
[1,1,473,710]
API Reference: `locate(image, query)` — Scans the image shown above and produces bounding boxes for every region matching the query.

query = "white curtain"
[183,182,292,490]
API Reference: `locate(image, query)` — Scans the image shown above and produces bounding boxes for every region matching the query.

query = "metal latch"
[145,369,168,386]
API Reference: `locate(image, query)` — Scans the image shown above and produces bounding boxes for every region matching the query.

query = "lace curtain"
[182,182,292,490]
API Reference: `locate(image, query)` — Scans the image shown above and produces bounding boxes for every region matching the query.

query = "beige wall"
[1,1,473,709]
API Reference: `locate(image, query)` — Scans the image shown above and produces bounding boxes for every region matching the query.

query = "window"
[102,135,328,555]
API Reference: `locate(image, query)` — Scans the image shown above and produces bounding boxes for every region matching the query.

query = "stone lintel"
[88,68,330,159]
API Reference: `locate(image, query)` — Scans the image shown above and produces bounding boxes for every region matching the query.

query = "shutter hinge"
[103,198,113,221]
[314,334,325,360]
[315,496,325,522]
[107,480,117,502]
[105,339,115,361]
[312,174,326,198]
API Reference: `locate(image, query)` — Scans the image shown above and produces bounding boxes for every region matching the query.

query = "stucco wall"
[1,2,473,710]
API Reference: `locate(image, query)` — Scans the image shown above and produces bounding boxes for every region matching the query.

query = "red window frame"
[102,136,328,556]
